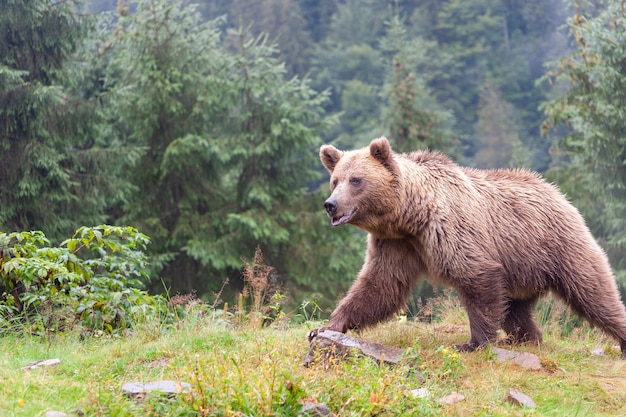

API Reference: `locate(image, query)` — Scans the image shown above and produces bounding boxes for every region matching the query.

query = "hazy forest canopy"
[1,0,625,312]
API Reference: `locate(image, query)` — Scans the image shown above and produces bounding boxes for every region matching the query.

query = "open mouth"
[331,207,357,226]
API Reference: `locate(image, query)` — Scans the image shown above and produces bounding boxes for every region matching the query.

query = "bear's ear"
[369,137,399,176]
[369,137,392,163]
[320,144,343,173]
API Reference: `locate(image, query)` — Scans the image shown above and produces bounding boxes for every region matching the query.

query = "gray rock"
[410,387,431,399]
[300,401,332,416]
[436,391,465,405]
[491,347,542,370]
[122,380,192,398]
[590,347,605,356]
[21,358,61,370]
[43,412,69,417]
[504,388,536,408]
[304,330,404,367]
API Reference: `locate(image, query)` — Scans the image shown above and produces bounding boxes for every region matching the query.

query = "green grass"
[2,300,626,417]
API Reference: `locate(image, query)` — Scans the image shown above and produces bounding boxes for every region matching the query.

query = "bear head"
[319,137,400,234]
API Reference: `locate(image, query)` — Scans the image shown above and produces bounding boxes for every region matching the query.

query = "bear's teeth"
[331,208,356,226]
[331,217,345,226]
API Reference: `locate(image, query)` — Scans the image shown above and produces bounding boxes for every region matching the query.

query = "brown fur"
[314,137,626,357]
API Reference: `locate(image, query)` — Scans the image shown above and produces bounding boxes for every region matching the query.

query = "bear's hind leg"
[455,264,507,352]
[502,298,542,345]
[456,299,505,352]
[553,276,626,359]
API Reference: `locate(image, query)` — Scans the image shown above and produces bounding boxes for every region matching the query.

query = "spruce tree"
[103,0,362,303]
[474,81,528,168]
[543,1,626,279]
[380,16,456,155]
[0,0,125,239]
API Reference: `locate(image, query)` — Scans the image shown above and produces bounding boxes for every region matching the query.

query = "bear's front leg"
[308,237,424,341]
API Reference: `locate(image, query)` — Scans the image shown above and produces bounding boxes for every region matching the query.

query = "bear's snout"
[324,198,338,216]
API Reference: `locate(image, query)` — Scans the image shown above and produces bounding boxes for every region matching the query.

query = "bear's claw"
[454,342,481,353]
[307,327,327,342]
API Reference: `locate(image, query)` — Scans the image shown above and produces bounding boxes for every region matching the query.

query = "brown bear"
[310,136,626,357]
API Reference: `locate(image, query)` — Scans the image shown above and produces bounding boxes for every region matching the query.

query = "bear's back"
[406,149,456,167]
[403,151,596,280]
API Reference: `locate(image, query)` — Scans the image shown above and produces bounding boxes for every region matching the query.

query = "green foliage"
[309,1,386,147]
[294,0,337,42]
[94,0,355,306]
[323,0,387,47]
[410,0,503,154]
[474,80,529,168]
[409,0,569,168]
[0,0,133,240]
[380,16,457,155]
[227,0,313,77]
[433,346,464,380]
[305,0,563,166]
[0,225,170,334]
[542,1,626,279]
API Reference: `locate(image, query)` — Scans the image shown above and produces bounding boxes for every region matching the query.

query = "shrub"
[0,225,171,335]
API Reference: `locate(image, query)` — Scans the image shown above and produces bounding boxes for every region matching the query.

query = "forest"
[1,0,625,313]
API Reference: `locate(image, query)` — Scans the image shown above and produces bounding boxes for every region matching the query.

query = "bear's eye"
[350,177,362,186]
[332,178,338,188]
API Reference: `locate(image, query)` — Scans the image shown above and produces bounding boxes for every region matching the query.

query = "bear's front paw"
[307,323,346,341]
[307,327,326,342]
[454,342,480,353]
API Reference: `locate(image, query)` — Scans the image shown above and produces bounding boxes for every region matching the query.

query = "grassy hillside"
[1,297,626,417]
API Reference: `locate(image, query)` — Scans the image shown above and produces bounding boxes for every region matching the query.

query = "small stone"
[300,401,332,416]
[505,388,536,408]
[590,347,605,356]
[122,380,192,398]
[410,387,431,399]
[21,358,61,370]
[491,347,542,370]
[43,412,69,417]
[436,391,465,405]
[304,330,404,367]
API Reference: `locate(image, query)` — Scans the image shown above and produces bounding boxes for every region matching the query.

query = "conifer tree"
[103,0,361,302]
[543,1,626,279]
[0,0,121,239]
[381,16,455,154]
[474,81,528,168]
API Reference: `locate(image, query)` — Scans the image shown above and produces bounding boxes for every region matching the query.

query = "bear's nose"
[324,198,337,216]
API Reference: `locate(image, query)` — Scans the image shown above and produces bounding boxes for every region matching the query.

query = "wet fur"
[316,137,626,357]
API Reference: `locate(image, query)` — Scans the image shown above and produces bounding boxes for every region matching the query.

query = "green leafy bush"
[0,225,171,335]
